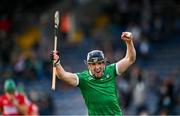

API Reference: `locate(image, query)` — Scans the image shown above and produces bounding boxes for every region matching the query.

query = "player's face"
[88,61,105,78]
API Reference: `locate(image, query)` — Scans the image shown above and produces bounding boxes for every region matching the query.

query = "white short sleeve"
[115,63,121,76]
[74,74,79,86]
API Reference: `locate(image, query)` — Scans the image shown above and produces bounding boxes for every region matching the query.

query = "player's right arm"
[50,51,78,87]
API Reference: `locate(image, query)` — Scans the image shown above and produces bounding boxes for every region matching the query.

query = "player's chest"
[1,95,22,107]
[2,99,18,114]
[87,73,113,83]
[2,98,14,106]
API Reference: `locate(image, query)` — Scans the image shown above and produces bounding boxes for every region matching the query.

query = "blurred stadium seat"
[0,0,180,115]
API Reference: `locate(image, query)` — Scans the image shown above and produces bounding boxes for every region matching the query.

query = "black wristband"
[53,58,60,67]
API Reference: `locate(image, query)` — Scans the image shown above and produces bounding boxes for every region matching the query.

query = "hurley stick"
[52,11,59,90]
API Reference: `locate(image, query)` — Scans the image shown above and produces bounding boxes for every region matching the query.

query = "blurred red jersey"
[28,103,39,115]
[0,92,29,116]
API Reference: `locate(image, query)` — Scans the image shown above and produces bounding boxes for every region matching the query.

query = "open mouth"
[93,70,103,78]
[95,69,101,73]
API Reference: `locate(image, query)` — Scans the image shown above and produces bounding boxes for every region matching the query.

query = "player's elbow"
[61,72,78,87]
[131,55,136,63]
[131,50,136,63]
[128,54,136,65]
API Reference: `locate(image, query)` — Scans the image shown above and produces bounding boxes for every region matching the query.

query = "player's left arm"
[116,32,136,75]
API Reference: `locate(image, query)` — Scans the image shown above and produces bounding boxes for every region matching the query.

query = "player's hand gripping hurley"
[52,11,59,90]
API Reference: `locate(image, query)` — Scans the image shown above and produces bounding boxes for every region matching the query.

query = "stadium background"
[0,0,180,115]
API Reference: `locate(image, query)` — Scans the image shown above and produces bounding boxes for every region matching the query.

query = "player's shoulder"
[76,70,88,75]
[76,70,90,79]
[105,63,117,74]
[15,92,26,98]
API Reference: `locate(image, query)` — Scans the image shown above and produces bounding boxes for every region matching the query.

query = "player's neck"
[89,70,104,79]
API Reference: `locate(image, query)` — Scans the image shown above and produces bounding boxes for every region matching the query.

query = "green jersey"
[76,63,122,115]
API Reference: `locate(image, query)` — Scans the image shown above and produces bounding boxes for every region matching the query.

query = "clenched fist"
[50,51,60,65]
[121,32,133,43]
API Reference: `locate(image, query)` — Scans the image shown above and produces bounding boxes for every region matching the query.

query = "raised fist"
[121,32,133,43]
